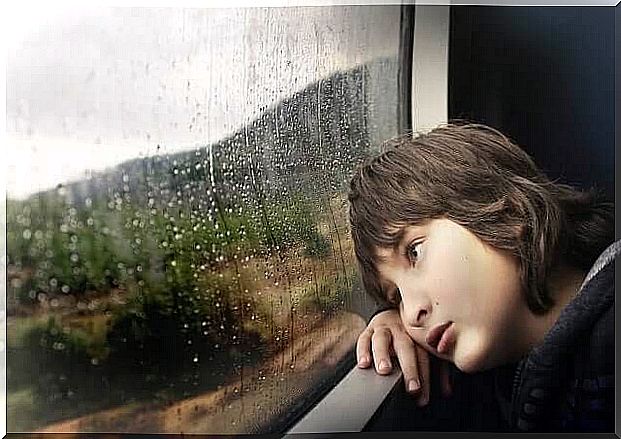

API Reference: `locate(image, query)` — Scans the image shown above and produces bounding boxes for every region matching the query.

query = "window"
[6,6,404,434]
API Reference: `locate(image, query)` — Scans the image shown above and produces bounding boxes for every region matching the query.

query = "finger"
[392,334,422,395]
[440,360,452,398]
[415,344,431,407]
[371,328,393,375]
[356,329,373,368]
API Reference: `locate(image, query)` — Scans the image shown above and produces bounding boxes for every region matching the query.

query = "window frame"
[283,4,450,435]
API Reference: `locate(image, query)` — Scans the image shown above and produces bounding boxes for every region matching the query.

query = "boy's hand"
[356,309,452,407]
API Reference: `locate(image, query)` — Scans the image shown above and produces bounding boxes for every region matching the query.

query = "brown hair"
[348,123,614,314]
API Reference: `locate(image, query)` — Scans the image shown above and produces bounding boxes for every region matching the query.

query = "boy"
[348,123,616,432]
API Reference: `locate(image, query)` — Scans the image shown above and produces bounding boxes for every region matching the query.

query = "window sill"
[284,364,403,435]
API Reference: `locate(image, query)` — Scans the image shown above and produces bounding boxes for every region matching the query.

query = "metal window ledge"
[284,365,403,435]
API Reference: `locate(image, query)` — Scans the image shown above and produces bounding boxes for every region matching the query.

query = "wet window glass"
[6,6,401,434]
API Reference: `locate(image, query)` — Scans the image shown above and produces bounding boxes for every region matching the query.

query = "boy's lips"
[425,321,454,353]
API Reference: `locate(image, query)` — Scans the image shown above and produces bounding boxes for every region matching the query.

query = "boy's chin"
[452,347,489,374]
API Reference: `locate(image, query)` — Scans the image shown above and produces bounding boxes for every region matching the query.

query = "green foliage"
[302,229,332,258]
[106,273,266,389]
[302,271,355,316]
[22,317,92,360]
[10,317,103,400]
[7,183,330,304]
[7,195,122,303]
[13,277,38,305]
[258,194,332,257]
[7,178,332,400]
[106,285,181,374]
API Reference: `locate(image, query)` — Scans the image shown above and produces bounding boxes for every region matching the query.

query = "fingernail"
[358,356,369,366]
[416,397,429,407]
[379,360,391,371]
[408,379,421,393]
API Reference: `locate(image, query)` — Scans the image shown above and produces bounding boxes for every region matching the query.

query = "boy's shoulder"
[565,238,617,364]
[571,239,617,384]
[509,240,618,432]
[564,290,614,432]
[534,240,618,357]
[557,240,617,431]
[578,239,620,293]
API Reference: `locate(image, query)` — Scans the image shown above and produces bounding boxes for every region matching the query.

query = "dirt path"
[36,311,366,435]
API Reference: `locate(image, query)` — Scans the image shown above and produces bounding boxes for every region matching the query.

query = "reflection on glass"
[6,6,400,434]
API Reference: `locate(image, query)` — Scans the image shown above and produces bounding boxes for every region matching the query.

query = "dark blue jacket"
[496,240,618,432]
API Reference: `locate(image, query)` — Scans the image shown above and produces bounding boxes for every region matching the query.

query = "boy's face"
[375,218,527,372]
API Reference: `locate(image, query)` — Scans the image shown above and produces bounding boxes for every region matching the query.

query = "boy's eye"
[405,241,423,265]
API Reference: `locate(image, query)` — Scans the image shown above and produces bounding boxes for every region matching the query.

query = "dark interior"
[449,6,614,202]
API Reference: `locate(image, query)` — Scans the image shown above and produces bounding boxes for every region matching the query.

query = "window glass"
[6,6,401,434]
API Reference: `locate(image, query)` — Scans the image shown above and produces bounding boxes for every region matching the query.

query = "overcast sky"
[6,6,400,198]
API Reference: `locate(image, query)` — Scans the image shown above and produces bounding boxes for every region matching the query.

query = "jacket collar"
[509,240,619,430]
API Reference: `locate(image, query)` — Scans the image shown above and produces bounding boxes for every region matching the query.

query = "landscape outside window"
[6,6,401,434]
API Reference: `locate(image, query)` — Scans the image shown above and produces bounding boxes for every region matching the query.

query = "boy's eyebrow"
[374,222,428,266]
[375,238,408,265]
[386,223,427,248]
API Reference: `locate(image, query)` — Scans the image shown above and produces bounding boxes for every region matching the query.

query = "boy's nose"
[400,299,430,328]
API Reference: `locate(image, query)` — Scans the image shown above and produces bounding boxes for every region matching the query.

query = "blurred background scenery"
[5,6,403,434]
